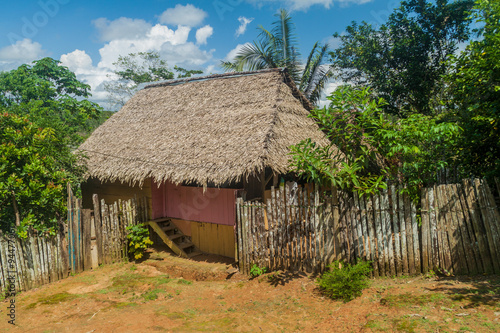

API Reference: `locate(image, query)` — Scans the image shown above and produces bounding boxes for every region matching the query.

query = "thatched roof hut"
[79,68,331,187]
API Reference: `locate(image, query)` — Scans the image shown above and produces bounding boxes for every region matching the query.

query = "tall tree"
[330,0,473,116]
[0,113,80,234]
[0,57,102,146]
[0,58,101,233]
[221,9,331,106]
[104,52,202,109]
[447,0,500,180]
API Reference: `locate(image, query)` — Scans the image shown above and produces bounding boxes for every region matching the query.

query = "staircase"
[147,218,202,258]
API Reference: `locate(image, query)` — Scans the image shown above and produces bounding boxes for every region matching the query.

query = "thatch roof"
[79,68,332,186]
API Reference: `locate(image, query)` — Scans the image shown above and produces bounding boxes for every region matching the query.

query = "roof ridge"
[143,68,286,89]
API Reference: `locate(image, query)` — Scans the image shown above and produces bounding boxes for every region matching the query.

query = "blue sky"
[0,0,401,107]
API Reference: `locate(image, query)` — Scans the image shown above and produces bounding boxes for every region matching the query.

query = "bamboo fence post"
[353,192,364,262]
[476,179,500,273]
[448,184,473,274]
[374,192,385,276]
[435,185,453,274]
[410,193,421,275]
[382,188,395,276]
[463,179,493,274]
[92,195,103,266]
[420,187,430,274]
[474,179,500,273]
[404,190,416,275]
[390,185,402,276]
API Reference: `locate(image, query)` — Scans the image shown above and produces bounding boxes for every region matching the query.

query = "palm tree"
[221,9,331,106]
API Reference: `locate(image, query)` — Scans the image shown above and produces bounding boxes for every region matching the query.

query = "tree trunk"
[12,191,21,226]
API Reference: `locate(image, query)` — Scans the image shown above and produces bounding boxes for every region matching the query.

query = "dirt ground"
[1,245,499,333]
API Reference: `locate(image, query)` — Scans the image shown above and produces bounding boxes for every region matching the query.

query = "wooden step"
[161,225,177,233]
[177,242,195,249]
[153,217,172,223]
[146,219,202,259]
[169,234,183,241]
[187,251,203,258]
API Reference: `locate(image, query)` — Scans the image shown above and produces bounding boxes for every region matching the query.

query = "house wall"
[166,218,235,258]
[151,181,237,226]
[151,180,238,258]
[82,178,152,218]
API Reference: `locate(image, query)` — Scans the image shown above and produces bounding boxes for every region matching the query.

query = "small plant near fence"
[249,264,268,278]
[317,259,372,302]
[126,224,153,260]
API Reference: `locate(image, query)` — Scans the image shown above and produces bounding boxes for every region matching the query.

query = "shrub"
[317,260,372,302]
[126,224,153,260]
[249,264,267,277]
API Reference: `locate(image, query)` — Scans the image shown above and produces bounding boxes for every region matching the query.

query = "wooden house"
[79,68,331,258]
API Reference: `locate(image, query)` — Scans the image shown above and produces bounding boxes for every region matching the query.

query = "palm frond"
[300,42,320,92]
[302,43,332,105]
[220,41,277,72]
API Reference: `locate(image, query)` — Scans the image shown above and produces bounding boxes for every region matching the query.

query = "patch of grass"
[108,272,172,295]
[26,292,80,308]
[142,288,164,301]
[380,292,450,308]
[177,278,192,285]
[156,311,194,320]
[74,274,97,284]
[38,292,79,305]
[393,318,418,333]
[173,317,235,332]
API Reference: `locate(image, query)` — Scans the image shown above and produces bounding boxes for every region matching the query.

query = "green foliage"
[126,224,153,260]
[316,260,372,302]
[330,0,473,116]
[0,58,102,233]
[0,113,81,233]
[104,51,203,109]
[446,0,500,180]
[249,264,268,278]
[220,9,331,105]
[290,86,388,195]
[0,57,103,146]
[290,86,460,196]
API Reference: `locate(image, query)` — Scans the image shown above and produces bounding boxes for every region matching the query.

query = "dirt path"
[1,248,499,332]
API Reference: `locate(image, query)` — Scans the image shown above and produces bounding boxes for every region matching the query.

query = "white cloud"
[0,38,47,63]
[57,13,216,109]
[225,43,251,61]
[195,25,213,45]
[97,24,191,68]
[317,80,342,108]
[159,42,213,67]
[246,0,372,11]
[235,17,253,37]
[323,35,343,50]
[92,17,152,42]
[159,4,207,27]
[60,49,93,72]
[59,49,113,108]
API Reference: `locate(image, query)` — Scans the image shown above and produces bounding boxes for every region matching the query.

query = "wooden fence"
[236,179,500,276]
[0,191,147,294]
[0,230,66,294]
[67,186,148,273]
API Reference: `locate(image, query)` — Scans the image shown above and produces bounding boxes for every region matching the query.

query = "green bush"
[317,260,372,302]
[249,264,267,277]
[126,224,153,260]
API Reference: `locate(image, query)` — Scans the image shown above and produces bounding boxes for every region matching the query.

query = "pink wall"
[151,181,238,226]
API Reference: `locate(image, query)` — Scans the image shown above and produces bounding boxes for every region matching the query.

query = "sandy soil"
[1,246,499,333]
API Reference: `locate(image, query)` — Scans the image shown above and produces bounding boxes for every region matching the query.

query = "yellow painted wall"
[82,177,152,218]
[170,218,192,237]
[190,221,235,258]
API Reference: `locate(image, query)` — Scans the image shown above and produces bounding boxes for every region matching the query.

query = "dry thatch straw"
[78,68,334,186]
